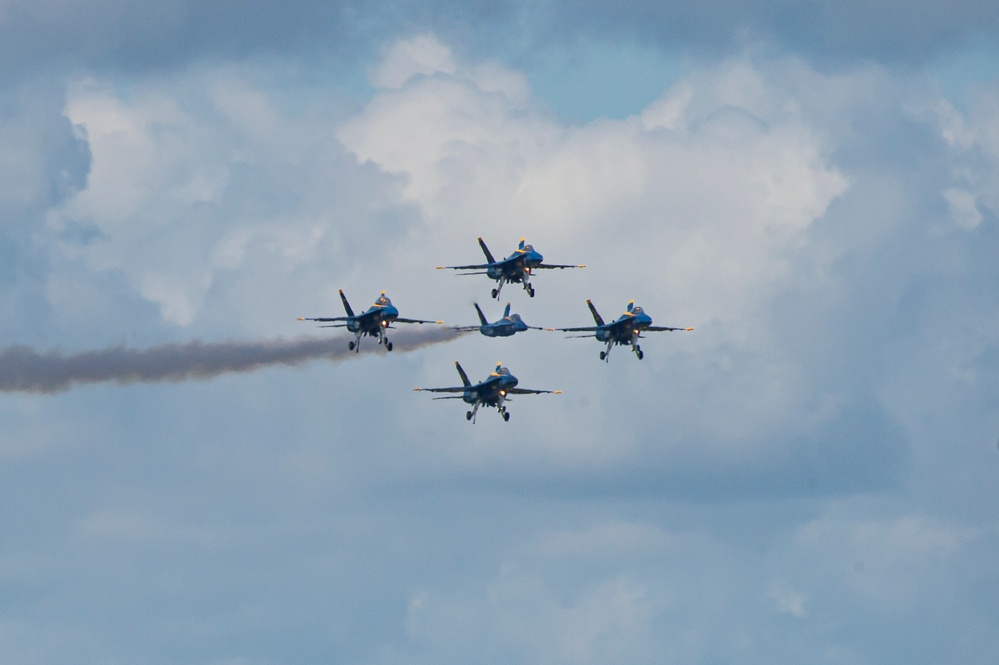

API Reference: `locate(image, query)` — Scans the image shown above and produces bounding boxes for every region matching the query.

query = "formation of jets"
[300,237,694,422]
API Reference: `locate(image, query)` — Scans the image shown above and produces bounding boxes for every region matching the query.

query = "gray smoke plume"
[0,328,461,394]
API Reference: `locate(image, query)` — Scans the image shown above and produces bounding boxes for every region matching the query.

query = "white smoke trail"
[0,328,461,394]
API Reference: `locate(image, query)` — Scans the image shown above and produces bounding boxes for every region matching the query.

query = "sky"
[1,1,998,663]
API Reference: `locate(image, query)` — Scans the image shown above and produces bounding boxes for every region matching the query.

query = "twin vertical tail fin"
[477,237,496,264]
[338,290,355,318]
[455,362,472,388]
[586,299,605,326]
[502,303,511,319]
[474,303,489,326]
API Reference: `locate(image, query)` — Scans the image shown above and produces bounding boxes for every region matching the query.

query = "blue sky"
[1,2,998,664]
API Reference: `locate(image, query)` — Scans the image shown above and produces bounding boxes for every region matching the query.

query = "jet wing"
[534,263,587,269]
[394,317,445,325]
[550,326,600,332]
[506,388,562,395]
[413,386,467,394]
[448,325,483,332]
[436,263,492,271]
[440,249,526,271]
[298,316,350,322]
[644,326,695,332]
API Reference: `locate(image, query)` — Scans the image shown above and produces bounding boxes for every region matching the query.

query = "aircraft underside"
[598,333,644,361]
[489,270,535,300]
[347,325,395,352]
[465,394,510,423]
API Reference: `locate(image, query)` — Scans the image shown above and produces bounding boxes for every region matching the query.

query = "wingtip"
[435,320,445,325]
[412,388,423,392]
[578,264,587,268]
[686,327,695,331]
[554,390,563,395]
[297,317,306,321]
[435,265,445,270]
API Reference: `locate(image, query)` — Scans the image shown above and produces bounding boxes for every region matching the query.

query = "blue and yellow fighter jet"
[298,290,442,353]
[551,299,694,361]
[450,303,546,337]
[436,237,585,299]
[414,362,561,423]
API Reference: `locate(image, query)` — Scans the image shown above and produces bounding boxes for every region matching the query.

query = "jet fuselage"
[486,246,544,282]
[464,369,519,406]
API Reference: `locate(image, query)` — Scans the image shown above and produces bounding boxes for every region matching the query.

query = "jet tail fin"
[502,303,511,319]
[455,361,472,388]
[338,290,355,318]
[586,299,605,326]
[474,303,489,326]
[477,237,496,264]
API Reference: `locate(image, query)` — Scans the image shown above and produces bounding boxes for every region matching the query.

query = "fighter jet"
[551,299,693,361]
[450,303,545,338]
[298,290,442,352]
[413,362,561,423]
[436,237,585,299]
